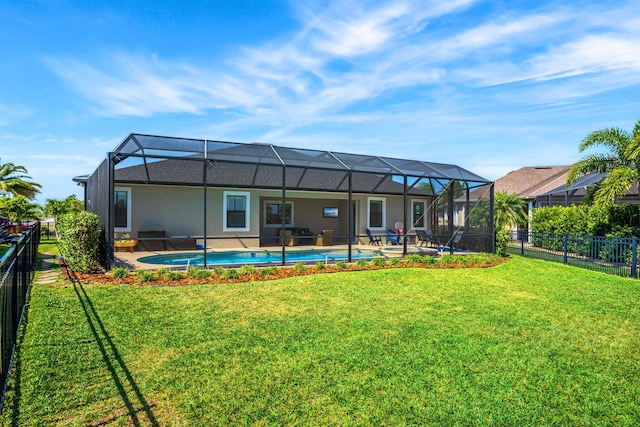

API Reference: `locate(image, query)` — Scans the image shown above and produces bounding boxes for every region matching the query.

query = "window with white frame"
[367,197,386,230]
[264,201,294,227]
[114,187,131,232]
[223,191,250,231]
[411,200,426,229]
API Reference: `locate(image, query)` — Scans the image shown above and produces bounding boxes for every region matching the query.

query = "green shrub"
[370,256,386,267]
[335,261,348,269]
[135,270,157,283]
[315,261,326,269]
[259,266,278,276]
[239,264,256,275]
[355,259,368,268]
[165,270,185,281]
[404,254,424,264]
[387,257,401,265]
[109,267,130,279]
[187,266,211,279]
[495,228,510,257]
[223,268,240,279]
[57,211,102,272]
[422,256,437,265]
[155,267,171,277]
[212,267,226,275]
[293,262,307,271]
[438,254,466,266]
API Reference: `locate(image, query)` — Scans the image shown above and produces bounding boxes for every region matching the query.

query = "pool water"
[137,249,381,266]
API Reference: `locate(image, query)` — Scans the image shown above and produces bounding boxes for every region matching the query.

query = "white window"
[411,200,426,230]
[223,191,250,232]
[264,201,294,227]
[114,187,131,232]
[367,197,386,230]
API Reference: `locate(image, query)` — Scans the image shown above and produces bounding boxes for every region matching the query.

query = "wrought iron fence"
[507,230,638,278]
[0,223,40,407]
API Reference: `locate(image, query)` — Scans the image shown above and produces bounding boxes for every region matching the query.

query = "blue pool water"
[137,249,380,266]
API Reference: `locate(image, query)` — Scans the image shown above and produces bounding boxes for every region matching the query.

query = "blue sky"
[2,0,640,203]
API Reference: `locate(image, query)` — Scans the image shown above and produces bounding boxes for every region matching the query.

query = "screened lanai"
[78,133,494,268]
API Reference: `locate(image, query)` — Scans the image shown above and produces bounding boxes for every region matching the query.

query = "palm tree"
[43,195,83,219]
[566,120,640,206]
[494,191,527,230]
[0,161,42,200]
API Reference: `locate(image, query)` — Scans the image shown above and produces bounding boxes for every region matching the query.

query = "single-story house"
[74,134,494,267]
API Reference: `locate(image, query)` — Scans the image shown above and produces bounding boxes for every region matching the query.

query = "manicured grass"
[2,256,640,426]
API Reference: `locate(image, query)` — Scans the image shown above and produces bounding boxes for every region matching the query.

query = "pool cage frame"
[80,134,495,269]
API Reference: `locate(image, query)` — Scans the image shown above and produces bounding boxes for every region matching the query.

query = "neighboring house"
[74,134,494,266]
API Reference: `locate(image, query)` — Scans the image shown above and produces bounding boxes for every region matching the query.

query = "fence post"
[520,230,525,256]
[563,233,568,264]
[632,238,637,279]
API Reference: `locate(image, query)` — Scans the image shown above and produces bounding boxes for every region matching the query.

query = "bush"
[164,270,185,281]
[57,211,102,272]
[335,261,348,269]
[495,229,510,257]
[371,257,386,267]
[135,270,157,283]
[387,257,401,265]
[109,267,130,279]
[223,268,240,279]
[187,266,211,279]
[315,261,326,269]
[404,254,424,264]
[259,266,277,276]
[355,259,368,268]
[293,262,307,271]
[238,264,256,275]
[422,256,437,265]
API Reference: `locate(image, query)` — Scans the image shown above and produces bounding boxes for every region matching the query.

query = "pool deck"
[114,243,439,270]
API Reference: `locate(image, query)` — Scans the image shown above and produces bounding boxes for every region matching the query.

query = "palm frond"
[593,166,639,206]
[625,120,640,163]
[566,155,621,185]
[579,128,631,157]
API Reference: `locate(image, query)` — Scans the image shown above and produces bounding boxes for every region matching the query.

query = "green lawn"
[2,256,640,426]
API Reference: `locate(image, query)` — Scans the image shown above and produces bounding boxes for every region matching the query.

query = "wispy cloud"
[43,0,640,135]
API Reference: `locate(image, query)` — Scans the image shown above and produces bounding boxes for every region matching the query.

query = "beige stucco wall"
[124,184,431,248]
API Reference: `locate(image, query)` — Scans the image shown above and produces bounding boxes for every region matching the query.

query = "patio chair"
[386,229,400,245]
[366,228,382,245]
[278,229,295,247]
[416,230,439,248]
[316,229,333,246]
[451,230,464,250]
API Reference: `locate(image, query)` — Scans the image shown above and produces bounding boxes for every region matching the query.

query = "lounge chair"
[366,228,382,245]
[416,230,438,248]
[451,230,464,250]
[316,229,333,246]
[386,229,400,245]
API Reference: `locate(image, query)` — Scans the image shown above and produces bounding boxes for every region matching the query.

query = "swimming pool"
[137,248,382,266]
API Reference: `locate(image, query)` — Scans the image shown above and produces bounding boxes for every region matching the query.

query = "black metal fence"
[507,230,639,278]
[0,223,40,406]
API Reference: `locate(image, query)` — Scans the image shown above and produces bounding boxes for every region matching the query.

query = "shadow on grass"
[72,279,159,426]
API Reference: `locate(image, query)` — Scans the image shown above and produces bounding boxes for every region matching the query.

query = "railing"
[0,223,40,407]
[507,230,638,278]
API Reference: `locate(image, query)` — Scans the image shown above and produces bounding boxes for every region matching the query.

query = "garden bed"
[63,254,507,286]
